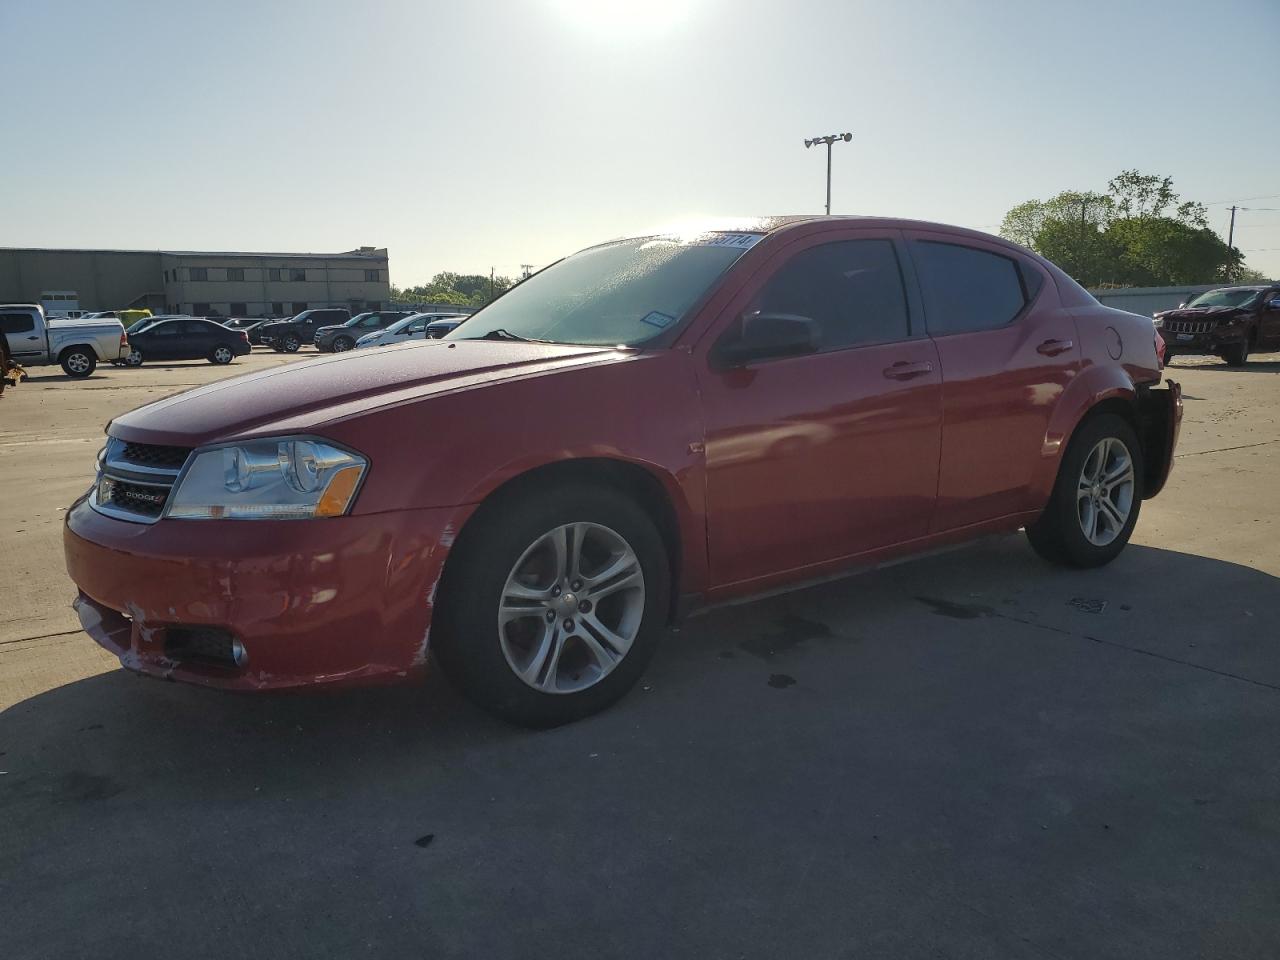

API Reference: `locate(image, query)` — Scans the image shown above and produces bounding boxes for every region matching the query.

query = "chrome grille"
[1163,319,1214,335]
[90,438,192,524]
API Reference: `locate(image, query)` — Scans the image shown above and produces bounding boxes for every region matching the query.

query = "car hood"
[1156,305,1247,321]
[314,324,350,336]
[108,340,630,446]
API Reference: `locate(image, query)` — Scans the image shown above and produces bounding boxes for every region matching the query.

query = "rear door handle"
[25,335,39,340]
[883,360,934,380]
[1037,338,1074,356]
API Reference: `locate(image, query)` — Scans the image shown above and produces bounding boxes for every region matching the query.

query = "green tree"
[1001,170,1242,287]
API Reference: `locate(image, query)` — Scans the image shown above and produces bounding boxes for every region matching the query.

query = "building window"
[271,301,284,315]
[189,267,208,281]
[230,302,248,315]
[227,267,245,282]
[364,269,379,282]
[163,269,169,283]
[268,268,282,282]
[193,302,211,314]
[291,302,308,314]
[290,268,307,282]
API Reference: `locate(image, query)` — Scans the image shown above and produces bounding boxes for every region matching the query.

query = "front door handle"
[25,335,39,340]
[883,360,934,380]
[1037,338,1074,356]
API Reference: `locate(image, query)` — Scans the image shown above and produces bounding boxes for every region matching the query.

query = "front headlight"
[167,438,367,520]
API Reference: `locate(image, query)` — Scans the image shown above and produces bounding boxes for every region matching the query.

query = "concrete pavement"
[2,350,1278,959]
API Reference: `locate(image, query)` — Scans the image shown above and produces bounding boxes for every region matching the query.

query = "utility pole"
[803,132,853,215]
[520,264,534,280]
[1227,205,1238,249]
[489,266,495,303]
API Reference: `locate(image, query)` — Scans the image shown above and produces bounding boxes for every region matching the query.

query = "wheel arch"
[57,342,98,363]
[441,456,692,625]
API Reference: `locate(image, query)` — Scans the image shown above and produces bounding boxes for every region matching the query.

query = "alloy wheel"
[66,353,90,374]
[214,346,233,363]
[498,522,646,694]
[1076,437,1135,546]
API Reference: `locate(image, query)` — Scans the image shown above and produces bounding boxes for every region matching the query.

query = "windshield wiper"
[472,328,532,342]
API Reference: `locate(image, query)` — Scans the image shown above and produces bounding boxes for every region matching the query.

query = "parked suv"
[354,313,468,348]
[1155,284,1280,365]
[314,310,416,352]
[0,304,129,377]
[64,216,1181,727]
[258,308,350,352]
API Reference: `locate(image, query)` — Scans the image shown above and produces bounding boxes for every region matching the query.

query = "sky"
[3,0,1279,284]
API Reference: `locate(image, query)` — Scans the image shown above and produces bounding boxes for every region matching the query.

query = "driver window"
[752,240,910,350]
[407,320,428,333]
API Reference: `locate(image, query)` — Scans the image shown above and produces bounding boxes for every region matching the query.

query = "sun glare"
[548,0,695,36]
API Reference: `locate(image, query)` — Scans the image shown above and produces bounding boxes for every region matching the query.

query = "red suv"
[64,217,1181,726]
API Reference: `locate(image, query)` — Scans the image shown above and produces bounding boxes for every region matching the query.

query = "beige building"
[0,246,391,318]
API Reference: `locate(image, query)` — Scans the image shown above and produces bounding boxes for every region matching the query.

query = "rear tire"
[1026,413,1143,568]
[125,349,144,367]
[433,483,670,727]
[209,345,235,365]
[60,348,96,378]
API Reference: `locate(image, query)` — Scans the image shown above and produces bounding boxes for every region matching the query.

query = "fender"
[1030,362,1139,505]
[447,447,709,599]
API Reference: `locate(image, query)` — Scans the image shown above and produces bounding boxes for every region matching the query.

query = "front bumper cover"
[64,497,456,690]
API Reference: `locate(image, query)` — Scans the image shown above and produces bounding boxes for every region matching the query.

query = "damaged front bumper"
[63,497,458,690]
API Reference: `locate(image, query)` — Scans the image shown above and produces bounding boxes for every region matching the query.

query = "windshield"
[1186,289,1260,309]
[448,235,759,346]
[344,312,375,328]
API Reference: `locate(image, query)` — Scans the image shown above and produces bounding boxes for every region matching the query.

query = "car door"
[903,230,1079,531]
[1,309,44,364]
[1258,288,1280,350]
[175,320,213,359]
[695,231,943,589]
[142,321,181,360]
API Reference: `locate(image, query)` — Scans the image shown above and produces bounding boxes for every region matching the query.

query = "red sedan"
[64,216,1181,726]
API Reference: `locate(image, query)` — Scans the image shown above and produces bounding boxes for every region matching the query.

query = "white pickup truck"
[0,304,130,378]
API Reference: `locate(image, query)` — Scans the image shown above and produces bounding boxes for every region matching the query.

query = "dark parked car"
[1155,284,1280,365]
[222,317,269,345]
[66,216,1180,728]
[258,308,350,352]
[314,310,415,352]
[123,317,251,367]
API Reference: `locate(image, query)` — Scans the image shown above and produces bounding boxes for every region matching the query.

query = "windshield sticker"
[699,233,762,249]
[641,311,676,329]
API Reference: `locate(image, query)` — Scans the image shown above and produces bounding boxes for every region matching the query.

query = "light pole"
[804,132,852,215]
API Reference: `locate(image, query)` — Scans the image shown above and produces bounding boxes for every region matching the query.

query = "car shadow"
[3,536,1277,783]
[4,535,1279,957]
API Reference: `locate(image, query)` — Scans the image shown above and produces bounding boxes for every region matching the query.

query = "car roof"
[604,214,1019,249]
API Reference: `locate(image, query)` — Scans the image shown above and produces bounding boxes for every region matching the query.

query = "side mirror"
[1267,297,1280,311]
[714,312,820,368]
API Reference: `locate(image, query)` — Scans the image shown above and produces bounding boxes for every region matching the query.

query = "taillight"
[240,331,249,343]
[1155,330,1166,368]
[119,332,129,348]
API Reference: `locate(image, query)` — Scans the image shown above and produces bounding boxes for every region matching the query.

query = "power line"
[1203,193,1280,206]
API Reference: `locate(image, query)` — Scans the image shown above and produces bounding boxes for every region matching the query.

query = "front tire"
[1222,338,1250,367]
[332,336,355,352]
[124,349,144,367]
[1026,413,1143,568]
[433,484,670,727]
[60,349,96,378]
[282,335,301,353]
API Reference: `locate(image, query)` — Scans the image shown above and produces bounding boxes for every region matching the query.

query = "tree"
[1001,170,1248,287]
[391,271,516,308]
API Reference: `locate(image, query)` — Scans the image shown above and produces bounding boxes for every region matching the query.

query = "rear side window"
[752,239,911,351]
[912,241,1027,335]
[0,311,36,334]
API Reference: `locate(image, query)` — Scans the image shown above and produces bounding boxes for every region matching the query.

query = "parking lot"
[2,347,1279,958]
